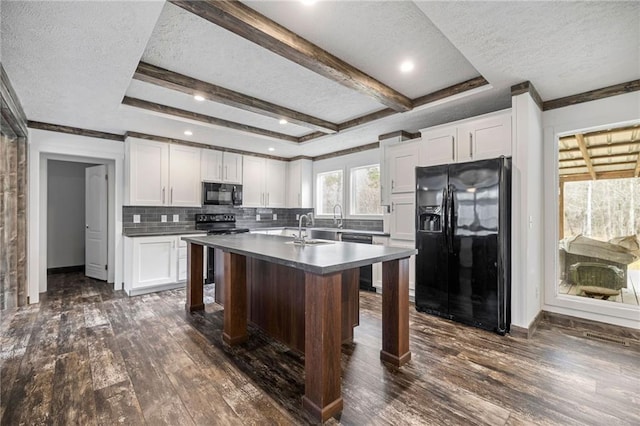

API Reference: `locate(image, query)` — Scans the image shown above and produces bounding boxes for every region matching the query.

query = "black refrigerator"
[415,157,511,334]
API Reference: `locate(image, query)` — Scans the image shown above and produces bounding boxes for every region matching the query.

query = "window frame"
[349,163,383,218]
[315,168,344,218]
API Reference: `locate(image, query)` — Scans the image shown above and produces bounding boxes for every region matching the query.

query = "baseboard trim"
[47,265,84,275]
[542,311,640,343]
[509,310,544,339]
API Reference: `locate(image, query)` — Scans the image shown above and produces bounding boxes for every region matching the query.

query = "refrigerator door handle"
[448,185,455,253]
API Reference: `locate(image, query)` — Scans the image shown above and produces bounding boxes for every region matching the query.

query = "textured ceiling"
[1,1,638,158]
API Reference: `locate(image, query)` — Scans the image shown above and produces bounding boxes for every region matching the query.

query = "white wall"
[47,160,96,268]
[28,129,124,303]
[312,148,381,218]
[511,92,544,329]
[542,91,640,329]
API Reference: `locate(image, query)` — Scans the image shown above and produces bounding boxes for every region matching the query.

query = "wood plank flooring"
[1,272,639,425]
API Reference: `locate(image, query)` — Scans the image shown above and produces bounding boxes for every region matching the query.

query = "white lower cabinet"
[372,236,416,301]
[124,234,205,296]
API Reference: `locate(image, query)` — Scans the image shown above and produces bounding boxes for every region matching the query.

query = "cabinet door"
[286,159,312,208]
[389,193,415,240]
[128,139,169,205]
[265,159,286,207]
[242,156,266,207]
[466,112,512,160]
[223,152,243,184]
[169,144,201,206]
[201,149,223,182]
[420,127,456,166]
[388,142,419,193]
[133,236,177,288]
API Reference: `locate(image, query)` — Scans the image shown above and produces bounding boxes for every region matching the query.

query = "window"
[316,169,343,215]
[350,164,382,216]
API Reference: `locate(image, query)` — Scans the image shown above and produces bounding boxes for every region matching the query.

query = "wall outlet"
[296,214,300,220]
[133,214,140,223]
[256,214,261,221]
[173,214,179,222]
[273,213,277,220]
[161,215,167,223]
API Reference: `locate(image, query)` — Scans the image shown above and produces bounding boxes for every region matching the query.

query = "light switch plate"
[173,214,179,222]
[256,214,261,221]
[133,214,140,223]
[161,215,167,223]
[296,214,299,220]
[273,213,277,220]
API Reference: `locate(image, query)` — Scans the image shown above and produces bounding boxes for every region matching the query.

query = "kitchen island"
[182,233,416,422]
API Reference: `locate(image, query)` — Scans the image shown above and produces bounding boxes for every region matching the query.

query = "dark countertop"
[182,234,414,275]
[123,230,206,237]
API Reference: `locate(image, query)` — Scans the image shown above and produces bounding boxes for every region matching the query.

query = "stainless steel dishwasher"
[340,233,375,292]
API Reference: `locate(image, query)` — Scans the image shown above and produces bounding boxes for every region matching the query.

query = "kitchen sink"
[285,239,335,246]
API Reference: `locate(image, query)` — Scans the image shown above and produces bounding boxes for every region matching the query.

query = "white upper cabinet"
[169,144,201,206]
[126,139,169,206]
[286,159,313,208]
[125,138,201,206]
[457,112,512,162]
[419,127,457,166]
[419,109,512,166]
[201,150,243,184]
[388,141,419,194]
[242,156,286,208]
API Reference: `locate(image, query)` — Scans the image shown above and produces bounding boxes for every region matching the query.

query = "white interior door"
[85,165,108,280]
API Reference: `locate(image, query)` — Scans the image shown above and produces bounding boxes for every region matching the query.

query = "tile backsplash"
[122,205,383,235]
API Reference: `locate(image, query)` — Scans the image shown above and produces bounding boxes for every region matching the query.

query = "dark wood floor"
[1,273,638,425]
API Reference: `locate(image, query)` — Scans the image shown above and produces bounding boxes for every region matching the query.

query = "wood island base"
[184,239,412,423]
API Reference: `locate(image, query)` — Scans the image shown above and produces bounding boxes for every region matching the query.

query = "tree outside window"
[317,170,343,215]
[351,165,382,216]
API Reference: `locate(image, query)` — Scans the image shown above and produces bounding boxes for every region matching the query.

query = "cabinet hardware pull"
[469,133,473,158]
[391,202,395,212]
[451,136,455,161]
[391,179,395,189]
[225,165,228,179]
[219,165,222,179]
[162,187,165,204]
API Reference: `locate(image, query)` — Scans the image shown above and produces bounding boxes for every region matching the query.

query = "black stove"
[195,213,250,235]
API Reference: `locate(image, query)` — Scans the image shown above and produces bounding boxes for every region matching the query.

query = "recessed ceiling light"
[268,147,275,152]
[400,60,414,73]
[279,119,288,125]
[301,0,317,5]
[194,95,205,101]
[184,130,193,136]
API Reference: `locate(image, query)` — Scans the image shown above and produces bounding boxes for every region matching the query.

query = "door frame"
[28,129,124,303]
[542,92,640,329]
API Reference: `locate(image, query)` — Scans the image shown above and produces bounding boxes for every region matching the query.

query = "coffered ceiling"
[2,1,638,158]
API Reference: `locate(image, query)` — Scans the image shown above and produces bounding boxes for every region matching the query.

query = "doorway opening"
[42,155,115,293]
[557,125,640,306]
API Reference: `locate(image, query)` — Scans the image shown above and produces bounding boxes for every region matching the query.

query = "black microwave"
[202,182,243,206]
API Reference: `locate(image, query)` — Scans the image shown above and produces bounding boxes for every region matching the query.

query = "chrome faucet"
[333,204,343,229]
[294,212,315,244]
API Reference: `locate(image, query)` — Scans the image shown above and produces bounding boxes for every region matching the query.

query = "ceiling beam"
[560,170,636,182]
[27,121,124,141]
[559,139,640,154]
[559,152,639,163]
[169,0,413,112]
[543,79,640,111]
[133,62,338,134]
[575,133,596,180]
[122,96,299,143]
[634,156,640,178]
[559,124,640,142]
